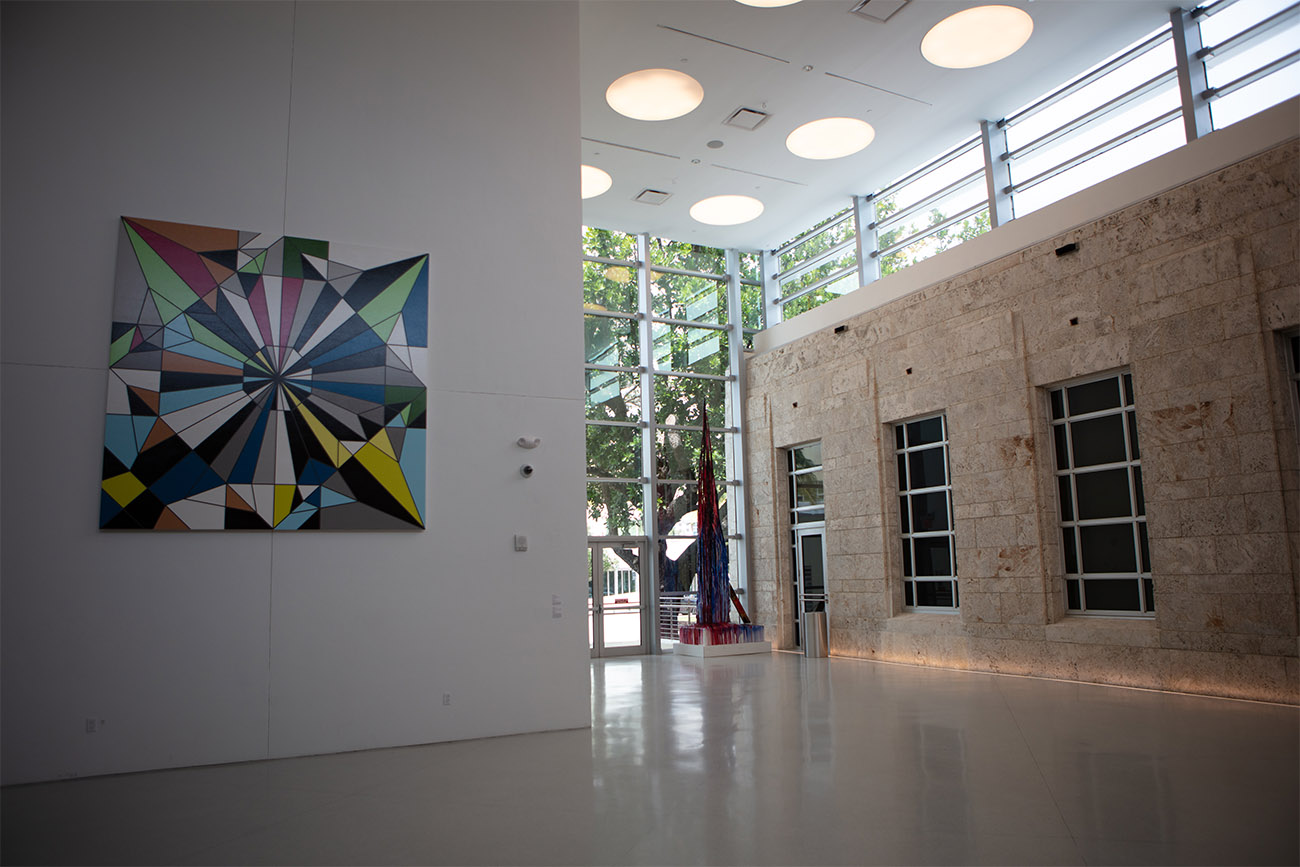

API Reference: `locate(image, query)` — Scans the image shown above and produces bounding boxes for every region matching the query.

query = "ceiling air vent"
[724,107,770,131]
[634,189,672,206]
[850,0,910,23]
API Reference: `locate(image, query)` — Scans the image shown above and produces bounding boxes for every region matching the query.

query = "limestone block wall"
[743,140,1299,703]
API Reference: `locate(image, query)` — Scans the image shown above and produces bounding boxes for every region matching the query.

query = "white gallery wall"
[0,0,588,785]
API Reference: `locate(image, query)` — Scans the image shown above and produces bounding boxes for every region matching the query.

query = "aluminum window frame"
[893,414,959,612]
[1050,371,1153,617]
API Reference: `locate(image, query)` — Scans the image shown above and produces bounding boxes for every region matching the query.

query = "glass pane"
[894,425,905,450]
[650,272,727,325]
[586,424,641,479]
[1133,466,1145,516]
[1070,414,1127,466]
[1127,411,1140,460]
[780,258,857,300]
[656,482,727,538]
[1082,578,1141,612]
[896,453,907,488]
[1063,529,1079,573]
[1050,388,1065,420]
[741,283,763,331]
[910,491,950,532]
[913,537,952,577]
[649,238,725,275]
[1139,522,1151,572]
[583,259,637,314]
[899,496,910,533]
[902,541,913,576]
[908,446,947,489]
[585,369,640,422]
[794,471,825,507]
[588,547,595,649]
[793,441,823,469]
[651,322,728,375]
[1080,523,1138,573]
[660,538,697,594]
[800,533,825,594]
[781,280,855,319]
[1122,373,1134,405]
[915,580,955,607]
[880,207,990,276]
[584,314,639,367]
[793,508,825,523]
[904,581,914,606]
[779,212,854,272]
[1067,377,1122,415]
[582,226,636,260]
[655,375,727,427]
[1058,475,1074,521]
[906,416,944,446]
[656,428,725,481]
[1011,118,1184,217]
[1074,468,1132,519]
[587,481,643,536]
[1066,578,1081,610]
[1144,577,1154,611]
[739,251,760,282]
[1053,424,1070,470]
[878,140,983,214]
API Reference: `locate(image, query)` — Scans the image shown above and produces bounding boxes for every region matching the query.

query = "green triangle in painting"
[238,250,267,275]
[124,222,201,314]
[357,258,423,330]
[372,313,399,343]
[109,329,134,366]
[151,289,186,325]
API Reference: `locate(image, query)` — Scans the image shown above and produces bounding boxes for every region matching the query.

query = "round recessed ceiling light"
[786,117,876,160]
[690,195,765,226]
[580,165,612,199]
[734,0,803,6]
[606,68,704,121]
[921,5,1033,69]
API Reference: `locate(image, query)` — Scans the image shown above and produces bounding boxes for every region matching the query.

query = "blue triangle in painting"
[319,487,355,508]
[298,458,334,486]
[133,416,157,451]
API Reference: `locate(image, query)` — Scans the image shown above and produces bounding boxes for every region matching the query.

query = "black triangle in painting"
[238,271,260,294]
[300,255,325,281]
[201,248,238,271]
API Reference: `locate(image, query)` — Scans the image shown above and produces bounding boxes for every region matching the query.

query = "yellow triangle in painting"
[103,472,146,507]
[370,428,397,460]
[274,484,296,527]
[354,442,420,524]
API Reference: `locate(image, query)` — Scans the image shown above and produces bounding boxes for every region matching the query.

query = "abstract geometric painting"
[100,216,428,530]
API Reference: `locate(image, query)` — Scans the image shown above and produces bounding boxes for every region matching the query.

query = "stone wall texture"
[743,140,1300,704]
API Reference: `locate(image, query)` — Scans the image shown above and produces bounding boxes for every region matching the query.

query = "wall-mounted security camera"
[520,464,534,478]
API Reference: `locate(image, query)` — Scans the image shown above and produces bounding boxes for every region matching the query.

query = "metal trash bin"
[803,609,828,658]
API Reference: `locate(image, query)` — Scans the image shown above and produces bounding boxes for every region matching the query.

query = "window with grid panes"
[1050,372,1152,615]
[788,442,825,525]
[895,416,957,610]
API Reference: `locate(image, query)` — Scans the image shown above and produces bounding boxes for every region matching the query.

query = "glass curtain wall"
[767,8,1299,324]
[584,228,751,639]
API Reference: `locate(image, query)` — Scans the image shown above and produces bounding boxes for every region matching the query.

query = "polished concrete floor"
[3,652,1297,866]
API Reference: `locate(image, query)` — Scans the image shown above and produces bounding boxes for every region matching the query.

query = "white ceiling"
[579,0,1175,251]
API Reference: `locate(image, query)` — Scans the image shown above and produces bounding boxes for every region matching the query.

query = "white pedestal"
[673,640,772,658]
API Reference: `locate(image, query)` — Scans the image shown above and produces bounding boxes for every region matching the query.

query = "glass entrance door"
[588,541,650,657]
[793,528,827,647]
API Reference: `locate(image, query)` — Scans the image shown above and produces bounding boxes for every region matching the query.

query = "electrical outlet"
[442,692,451,706]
